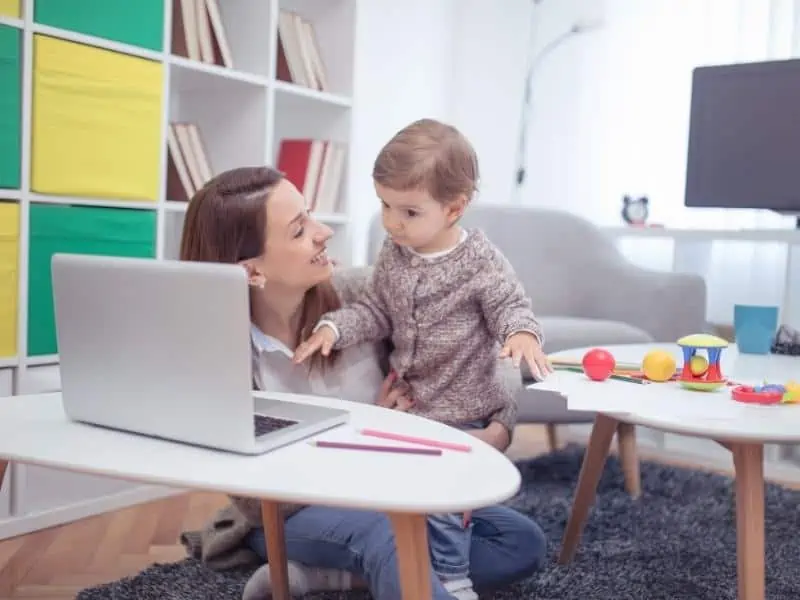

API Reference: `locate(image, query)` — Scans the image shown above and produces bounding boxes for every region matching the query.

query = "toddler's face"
[375,183,462,253]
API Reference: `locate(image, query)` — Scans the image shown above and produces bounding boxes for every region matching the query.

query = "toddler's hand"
[500,331,553,380]
[293,325,337,363]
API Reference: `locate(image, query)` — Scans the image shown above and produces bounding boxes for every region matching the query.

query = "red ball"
[582,348,616,381]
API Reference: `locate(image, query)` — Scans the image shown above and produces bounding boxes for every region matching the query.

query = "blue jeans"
[244,504,547,600]
[427,512,471,581]
[426,420,486,583]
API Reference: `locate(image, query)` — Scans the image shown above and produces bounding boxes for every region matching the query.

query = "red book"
[277,139,325,206]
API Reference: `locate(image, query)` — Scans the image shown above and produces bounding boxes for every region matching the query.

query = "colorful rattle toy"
[675,333,728,391]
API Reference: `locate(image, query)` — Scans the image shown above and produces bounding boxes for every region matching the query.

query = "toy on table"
[581,348,616,381]
[578,348,648,384]
[784,381,800,403]
[732,380,800,405]
[675,333,729,391]
[641,349,677,382]
[731,384,783,405]
[783,381,800,404]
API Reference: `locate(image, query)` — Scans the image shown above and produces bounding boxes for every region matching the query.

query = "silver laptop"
[51,253,349,455]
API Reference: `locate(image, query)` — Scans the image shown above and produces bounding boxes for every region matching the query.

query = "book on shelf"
[277,10,328,91]
[166,122,213,202]
[277,139,346,215]
[172,0,233,68]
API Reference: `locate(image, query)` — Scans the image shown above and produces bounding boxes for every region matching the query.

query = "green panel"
[34,0,164,51]
[28,203,156,356]
[0,26,21,188]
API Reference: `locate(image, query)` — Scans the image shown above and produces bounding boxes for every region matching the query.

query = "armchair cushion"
[538,315,653,354]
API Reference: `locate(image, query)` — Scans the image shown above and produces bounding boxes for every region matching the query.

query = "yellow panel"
[0,1,21,18]
[0,202,19,357]
[31,35,163,201]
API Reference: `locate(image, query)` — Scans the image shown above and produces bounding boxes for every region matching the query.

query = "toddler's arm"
[476,247,543,345]
[316,278,392,349]
[476,245,553,380]
[311,245,394,355]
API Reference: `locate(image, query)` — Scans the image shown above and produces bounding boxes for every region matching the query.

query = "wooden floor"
[0,425,787,599]
[0,491,230,599]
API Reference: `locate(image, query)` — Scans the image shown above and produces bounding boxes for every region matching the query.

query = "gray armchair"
[366,205,707,494]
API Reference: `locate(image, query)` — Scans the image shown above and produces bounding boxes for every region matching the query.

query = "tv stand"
[602,226,800,330]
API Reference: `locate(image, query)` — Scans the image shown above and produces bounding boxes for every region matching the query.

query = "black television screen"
[685,58,800,214]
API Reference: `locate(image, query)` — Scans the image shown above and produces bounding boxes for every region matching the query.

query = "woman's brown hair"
[179,166,341,369]
[372,118,479,203]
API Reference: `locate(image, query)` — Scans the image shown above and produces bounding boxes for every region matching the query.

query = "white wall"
[444,0,800,326]
[348,0,458,265]
[448,0,533,206]
[449,0,605,209]
[447,0,800,226]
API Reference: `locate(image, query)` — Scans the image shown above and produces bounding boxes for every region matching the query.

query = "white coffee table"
[0,390,521,600]
[532,343,800,600]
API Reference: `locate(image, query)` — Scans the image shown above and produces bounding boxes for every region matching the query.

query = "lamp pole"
[512,3,603,204]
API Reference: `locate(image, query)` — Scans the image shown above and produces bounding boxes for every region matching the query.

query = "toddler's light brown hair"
[372,118,479,203]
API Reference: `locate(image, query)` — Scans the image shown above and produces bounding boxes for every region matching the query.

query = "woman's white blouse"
[250,324,385,406]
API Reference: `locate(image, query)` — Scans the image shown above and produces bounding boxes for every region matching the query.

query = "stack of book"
[277,139,346,214]
[166,123,213,202]
[172,0,233,68]
[276,9,328,90]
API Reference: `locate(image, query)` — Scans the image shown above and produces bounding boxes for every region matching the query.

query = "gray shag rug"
[76,446,800,599]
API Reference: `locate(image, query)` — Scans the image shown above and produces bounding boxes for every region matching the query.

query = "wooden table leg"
[389,512,432,600]
[558,414,619,564]
[616,422,641,498]
[731,443,765,600]
[261,500,291,600]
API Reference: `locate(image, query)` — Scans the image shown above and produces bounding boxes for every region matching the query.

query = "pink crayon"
[360,428,472,453]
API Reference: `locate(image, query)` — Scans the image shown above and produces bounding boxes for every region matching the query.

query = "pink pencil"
[311,440,442,456]
[360,428,472,453]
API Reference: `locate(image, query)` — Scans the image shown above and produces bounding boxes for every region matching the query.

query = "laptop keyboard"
[253,414,298,437]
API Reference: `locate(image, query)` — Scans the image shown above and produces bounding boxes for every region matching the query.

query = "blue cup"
[733,304,779,354]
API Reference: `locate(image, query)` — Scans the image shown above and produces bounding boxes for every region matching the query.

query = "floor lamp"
[512,6,604,205]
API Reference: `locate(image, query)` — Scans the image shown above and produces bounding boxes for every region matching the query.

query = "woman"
[180,166,547,599]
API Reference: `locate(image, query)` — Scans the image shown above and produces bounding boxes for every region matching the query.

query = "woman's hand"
[376,371,415,411]
[466,421,511,452]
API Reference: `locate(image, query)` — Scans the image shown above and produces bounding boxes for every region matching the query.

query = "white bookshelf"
[0,0,357,538]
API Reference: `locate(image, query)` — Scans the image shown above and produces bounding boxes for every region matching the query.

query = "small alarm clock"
[621,195,649,226]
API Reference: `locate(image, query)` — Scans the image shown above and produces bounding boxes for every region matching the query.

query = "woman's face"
[248,178,334,290]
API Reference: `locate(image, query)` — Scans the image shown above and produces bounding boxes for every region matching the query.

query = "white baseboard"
[0,484,185,540]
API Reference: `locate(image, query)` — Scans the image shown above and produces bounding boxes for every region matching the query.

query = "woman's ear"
[239,259,266,289]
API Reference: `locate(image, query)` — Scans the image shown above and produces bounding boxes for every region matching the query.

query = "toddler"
[293,118,551,600]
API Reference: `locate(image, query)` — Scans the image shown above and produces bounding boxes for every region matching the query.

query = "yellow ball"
[642,350,677,382]
[689,355,708,376]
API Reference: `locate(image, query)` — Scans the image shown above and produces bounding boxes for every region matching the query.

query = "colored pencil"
[360,428,473,452]
[608,373,649,385]
[549,358,643,371]
[311,440,442,456]
[552,365,649,384]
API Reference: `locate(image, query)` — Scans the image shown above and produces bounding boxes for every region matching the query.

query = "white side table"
[532,343,800,600]
[0,391,522,600]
